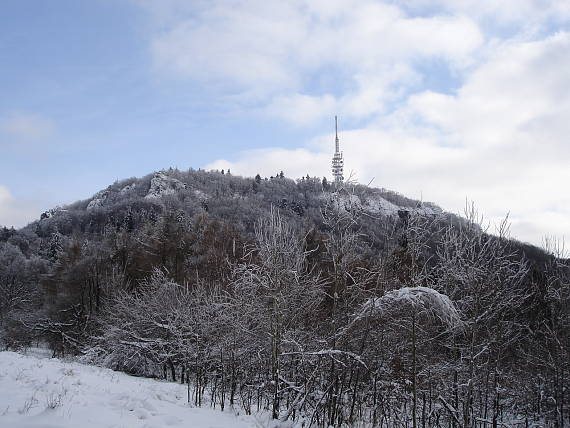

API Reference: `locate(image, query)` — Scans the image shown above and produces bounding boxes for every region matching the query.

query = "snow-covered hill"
[0,351,257,428]
[71,168,442,219]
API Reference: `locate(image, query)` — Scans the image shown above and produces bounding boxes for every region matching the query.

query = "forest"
[0,168,568,427]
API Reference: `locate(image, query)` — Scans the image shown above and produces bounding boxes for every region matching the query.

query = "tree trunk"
[412,310,417,428]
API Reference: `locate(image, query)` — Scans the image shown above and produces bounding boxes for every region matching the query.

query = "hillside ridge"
[38,168,443,226]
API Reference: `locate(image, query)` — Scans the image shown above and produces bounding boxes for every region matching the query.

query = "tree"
[231,208,323,420]
[341,286,463,428]
[0,243,45,349]
[435,205,529,427]
[92,270,189,377]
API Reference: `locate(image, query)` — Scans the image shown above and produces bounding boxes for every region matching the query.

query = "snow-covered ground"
[0,351,258,428]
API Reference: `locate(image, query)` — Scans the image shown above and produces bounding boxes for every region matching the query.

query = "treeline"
[0,170,568,427]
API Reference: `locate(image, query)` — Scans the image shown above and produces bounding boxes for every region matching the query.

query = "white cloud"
[148,1,483,122]
[407,33,570,148]
[205,31,570,246]
[0,185,42,229]
[406,0,570,28]
[0,112,55,141]
[264,65,421,123]
[0,186,12,204]
[265,94,337,126]
[151,1,306,91]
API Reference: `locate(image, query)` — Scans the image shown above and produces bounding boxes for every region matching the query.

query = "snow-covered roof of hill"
[45,170,446,227]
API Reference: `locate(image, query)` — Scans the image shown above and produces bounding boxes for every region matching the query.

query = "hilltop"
[34,168,444,238]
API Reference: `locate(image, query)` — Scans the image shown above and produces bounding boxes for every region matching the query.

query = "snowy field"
[0,351,259,428]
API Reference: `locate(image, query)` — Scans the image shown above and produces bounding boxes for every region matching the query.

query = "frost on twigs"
[340,286,463,341]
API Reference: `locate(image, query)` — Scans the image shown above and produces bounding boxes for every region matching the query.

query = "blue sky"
[0,1,305,197]
[1,0,569,246]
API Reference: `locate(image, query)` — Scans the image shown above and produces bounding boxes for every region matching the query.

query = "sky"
[0,0,569,246]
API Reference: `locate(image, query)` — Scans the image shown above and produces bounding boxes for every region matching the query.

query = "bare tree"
[436,204,529,427]
[231,207,324,420]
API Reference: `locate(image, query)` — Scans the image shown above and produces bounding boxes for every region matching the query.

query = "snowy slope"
[0,351,257,428]
[321,192,443,218]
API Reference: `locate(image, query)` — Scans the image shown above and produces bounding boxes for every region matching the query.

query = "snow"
[120,183,136,194]
[145,173,186,199]
[364,196,443,217]
[339,286,463,342]
[359,286,463,330]
[321,193,366,214]
[322,192,443,218]
[194,189,208,201]
[86,190,109,211]
[413,202,443,216]
[362,195,400,216]
[87,172,190,209]
[0,351,257,428]
[40,210,54,220]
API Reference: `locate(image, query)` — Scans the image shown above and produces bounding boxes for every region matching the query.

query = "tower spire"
[335,115,340,153]
[331,115,344,184]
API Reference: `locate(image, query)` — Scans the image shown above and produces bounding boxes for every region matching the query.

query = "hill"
[33,168,445,244]
[1,168,568,427]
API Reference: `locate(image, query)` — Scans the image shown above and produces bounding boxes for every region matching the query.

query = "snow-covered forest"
[1,169,569,427]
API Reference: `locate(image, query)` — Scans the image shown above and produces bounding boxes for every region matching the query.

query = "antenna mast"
[331,115,344,184]
[335,115,340,153]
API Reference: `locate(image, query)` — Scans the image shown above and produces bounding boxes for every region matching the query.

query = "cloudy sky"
[1,0,569,246]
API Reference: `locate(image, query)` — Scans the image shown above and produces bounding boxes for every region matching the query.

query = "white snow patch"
[321,193,362,213]
[362,196,400,216]
[120,183,136,194]
[194,189,208,200]
[321,192,441,218]
[40,207,65,220]
[86,190,109,211]
[413,202,443,216]
[0,351,257,428]
[354,286,463,330]
[363,195,443,217]
[145,172,187,199]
